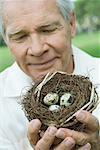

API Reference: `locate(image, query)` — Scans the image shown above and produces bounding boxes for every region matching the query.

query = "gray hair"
[0,0,74,39]
[57,0,74,20]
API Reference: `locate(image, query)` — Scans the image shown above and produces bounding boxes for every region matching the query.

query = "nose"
[27,34,48,56]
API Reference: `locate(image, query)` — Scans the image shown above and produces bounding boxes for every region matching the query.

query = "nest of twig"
[21,72,98,131]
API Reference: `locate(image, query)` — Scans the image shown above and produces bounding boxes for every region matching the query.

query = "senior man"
[0,0,100,149]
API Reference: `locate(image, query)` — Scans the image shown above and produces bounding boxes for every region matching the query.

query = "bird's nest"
[21,72,99,131]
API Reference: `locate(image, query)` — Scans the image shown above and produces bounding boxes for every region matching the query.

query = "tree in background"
[75,0,100,33]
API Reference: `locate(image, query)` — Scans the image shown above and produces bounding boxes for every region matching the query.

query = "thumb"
[28,119,42,145]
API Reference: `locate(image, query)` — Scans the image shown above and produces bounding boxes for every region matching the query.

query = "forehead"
[4,0,62,27]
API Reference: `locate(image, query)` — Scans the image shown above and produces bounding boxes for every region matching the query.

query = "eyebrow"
[38,21,62,29]
[8,30,27,38]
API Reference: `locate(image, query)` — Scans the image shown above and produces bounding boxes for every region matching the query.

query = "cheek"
[8,42,27,59]
[46,32,71,53]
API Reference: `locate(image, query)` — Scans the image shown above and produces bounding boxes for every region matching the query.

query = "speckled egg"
[43,93,59,106]
[60,93,73,107]
[49,105,60,112]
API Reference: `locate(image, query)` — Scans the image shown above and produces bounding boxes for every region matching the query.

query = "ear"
[70,12,77,38]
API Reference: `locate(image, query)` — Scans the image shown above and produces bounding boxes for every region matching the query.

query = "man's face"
[4,0,76,82]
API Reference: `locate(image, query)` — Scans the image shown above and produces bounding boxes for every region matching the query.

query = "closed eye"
[41,28,57,34]
[17,35,27,40]
[11,34,28,42]
[38,24,58,34]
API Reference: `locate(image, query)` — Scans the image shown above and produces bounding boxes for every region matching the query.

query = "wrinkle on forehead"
[1,0,57,16]
[3,0,57,19]
[4,0,60,30]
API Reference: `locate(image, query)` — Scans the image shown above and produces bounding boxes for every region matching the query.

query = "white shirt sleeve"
[0,99,33,150]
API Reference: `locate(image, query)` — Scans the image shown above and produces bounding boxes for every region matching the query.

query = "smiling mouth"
[28,58,57,66]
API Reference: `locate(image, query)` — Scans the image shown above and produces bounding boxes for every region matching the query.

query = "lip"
[28,57,58,66]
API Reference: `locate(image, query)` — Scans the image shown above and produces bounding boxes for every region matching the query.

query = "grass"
[0,32,100,72]
[72,31,100,58]
[0,47,14,72]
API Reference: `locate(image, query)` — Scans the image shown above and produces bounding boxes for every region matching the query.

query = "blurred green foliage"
[75,0,100,32]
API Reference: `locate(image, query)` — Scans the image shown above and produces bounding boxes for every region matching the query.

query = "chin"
[31,73,47,83]
[30,67,62,82]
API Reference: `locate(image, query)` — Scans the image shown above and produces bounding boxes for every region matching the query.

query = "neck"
[66,54,74,74]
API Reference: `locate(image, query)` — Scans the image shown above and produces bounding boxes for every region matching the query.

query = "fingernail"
[31,119,41,128]
[64,137,75,148]
[84,143,91,149]
[56,129,65,138]
[48,126,57,135]
[75,110,85,120]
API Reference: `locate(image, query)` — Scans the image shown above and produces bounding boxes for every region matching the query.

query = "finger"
[54,137,75,150]
[75,110,99,131]
[28,119,42,145]
[78,143,91,150]
[40,130,62,146]
[56,128,89,145]
[35,126,57,150]
[40,130,44,138]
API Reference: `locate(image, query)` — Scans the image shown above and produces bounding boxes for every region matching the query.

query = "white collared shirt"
[0,46,100,150]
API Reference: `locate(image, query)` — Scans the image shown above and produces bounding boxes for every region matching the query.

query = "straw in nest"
[22,72,99,132]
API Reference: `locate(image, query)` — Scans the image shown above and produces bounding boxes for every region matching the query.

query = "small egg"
[60,93,73,107]
[43,93,59,106]
[49,105,60,112]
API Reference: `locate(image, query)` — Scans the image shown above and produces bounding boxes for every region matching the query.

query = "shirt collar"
[4,62,33,97]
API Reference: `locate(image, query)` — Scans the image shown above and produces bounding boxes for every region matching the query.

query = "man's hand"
[56,110,100,150]
[28,117,94,150]
[28,119,42,146]
[28,119,76,150]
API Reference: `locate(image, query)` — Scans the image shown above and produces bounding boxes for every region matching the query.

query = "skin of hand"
[28,119,75,150]
[28,113,97,150]
[56,110,100,150]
